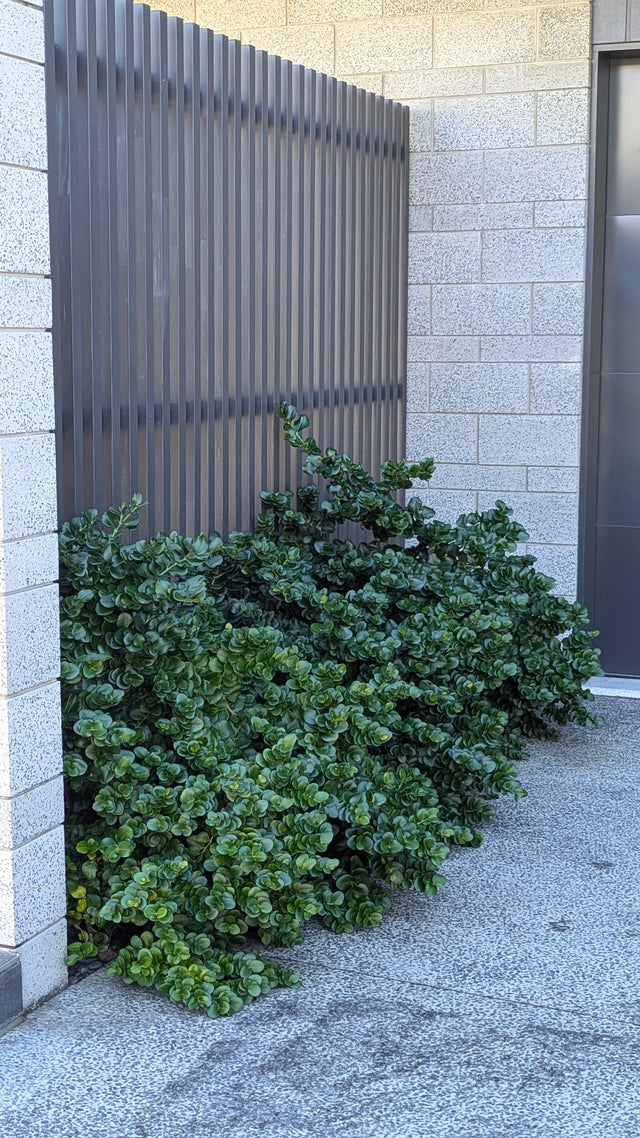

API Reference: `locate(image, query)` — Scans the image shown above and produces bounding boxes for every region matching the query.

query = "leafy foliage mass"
[61,406,601,1016]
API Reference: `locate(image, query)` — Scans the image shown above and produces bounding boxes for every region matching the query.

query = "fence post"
[0,0,67,1011]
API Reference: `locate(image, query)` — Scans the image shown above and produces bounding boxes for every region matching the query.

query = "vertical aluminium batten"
[45,0,409,538]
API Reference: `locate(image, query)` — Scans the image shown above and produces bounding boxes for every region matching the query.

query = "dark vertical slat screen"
[46,0,408,538]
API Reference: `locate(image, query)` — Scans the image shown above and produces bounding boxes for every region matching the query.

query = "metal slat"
[231,38,243,530]
[183,21,199,536]
[45,0,408,538]
[243,43,258,522]
[200,30,213,533]
[256,49,269,507]
[371,95,384,481]
[335,80,348,461]
[397,105,410,465]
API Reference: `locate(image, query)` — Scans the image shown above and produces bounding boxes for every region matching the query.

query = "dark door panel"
[588,57,640,676]
[596,373,640,526]
[594,526,640,676]
[601,216,640,373]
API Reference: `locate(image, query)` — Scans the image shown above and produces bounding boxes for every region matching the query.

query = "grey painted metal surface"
[593,0,640,44]
[0,952,21,1034]
[582,56,640,675]
[45,0,408,538]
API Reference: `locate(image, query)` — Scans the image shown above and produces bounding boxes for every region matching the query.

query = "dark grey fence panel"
[45,0,408,537]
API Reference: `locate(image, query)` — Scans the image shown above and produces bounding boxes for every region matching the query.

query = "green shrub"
[60,405,601,1016]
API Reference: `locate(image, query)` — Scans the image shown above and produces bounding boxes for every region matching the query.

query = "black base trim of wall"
[0,950,22,1033]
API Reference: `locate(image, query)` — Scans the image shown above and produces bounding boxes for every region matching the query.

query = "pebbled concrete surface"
[1,694,640,1138]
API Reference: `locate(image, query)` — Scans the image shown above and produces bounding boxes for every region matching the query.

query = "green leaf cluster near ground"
[60,406,601,1016]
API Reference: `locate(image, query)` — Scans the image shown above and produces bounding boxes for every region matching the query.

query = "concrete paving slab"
[267,697,640,1019]
[1,966,640,1138]
[0,694,639,1136]
[273,916,640,1022]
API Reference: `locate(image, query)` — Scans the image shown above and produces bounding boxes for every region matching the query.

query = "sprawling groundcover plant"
[61,406,601,1016]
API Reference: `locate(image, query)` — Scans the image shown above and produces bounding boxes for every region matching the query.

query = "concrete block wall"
[0,0,67,1009]
[142,0,591,599]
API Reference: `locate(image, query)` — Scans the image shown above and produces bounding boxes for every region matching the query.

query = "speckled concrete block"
[477,488,579,542]
[538,4,591,61]
[384,65,482,100]
[485,60,590,92]
[430,362,528,413]
[407,286,431,335]
[336,72,383,95]
[408,334,478,362]
[1,0,63,1012]
[530,361,582,413]
[336,19,432,74]
[406,102,432,152]
[480,334,582,362]
[0,0,45,64]
[409,151,483,205]
[534,199,587,228]
[0,826,66,945]
[537,89,590,146]
[0,682,62,798]
[408,205,432,232]
[0,584,60,696]
[406,412,477,463]
[0,56,47,170]
[412,486,477,522]
[433,93,535,151]
[482,228,585,282]
[0,533,58,594]
[533,283,585,335]
[0,276,52,329]
[196,0,284,29]
[426,462,527,490]
[0,434,57,541]
[17,919,67,1010]
[0,168,50,275]
[433,10,536,67]
[484,145,587,202]
[289,0,381,20]
[408,232,480,284]
[433,202,533,231]
[0,333,54,433]
[150,0,195,17]
[432,283,530,335]
[241,24,333,72]
[0,776,64,849]
[386,0,482,12]
[527,466,579,492]
[479,414,580,466]
[527,542,578,594]
[406,363,429,411]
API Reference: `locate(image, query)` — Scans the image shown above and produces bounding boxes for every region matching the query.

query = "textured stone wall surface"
[0,0,67,1007]
[140,0,592,597]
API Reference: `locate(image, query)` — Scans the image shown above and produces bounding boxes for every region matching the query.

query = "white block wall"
[142,0,591,600]
[0,0,67,1008]
[403,38,589,599]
